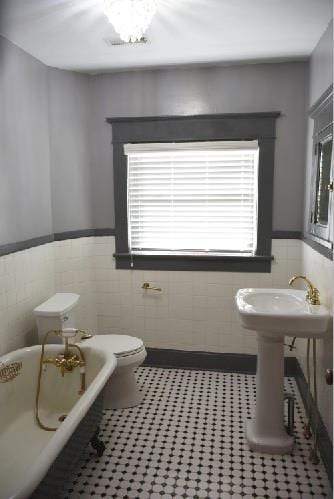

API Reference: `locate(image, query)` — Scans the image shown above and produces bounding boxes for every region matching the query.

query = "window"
[108,113,279,271]
[125,141,259,255]
[308,85,333,257]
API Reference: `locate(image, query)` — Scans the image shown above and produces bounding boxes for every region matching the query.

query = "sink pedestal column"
[246,333,294,454]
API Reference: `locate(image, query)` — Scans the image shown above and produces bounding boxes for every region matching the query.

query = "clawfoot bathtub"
[0,344,116,499]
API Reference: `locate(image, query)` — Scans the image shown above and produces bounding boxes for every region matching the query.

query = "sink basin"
[236,288,330,338]
[235,287,331,455]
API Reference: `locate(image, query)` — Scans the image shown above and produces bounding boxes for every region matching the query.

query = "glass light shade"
[103,0,157,43]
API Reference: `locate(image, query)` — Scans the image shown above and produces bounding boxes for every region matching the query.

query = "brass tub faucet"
[289,275,321,305]
[36,329,87,431]
[43,349,85,376]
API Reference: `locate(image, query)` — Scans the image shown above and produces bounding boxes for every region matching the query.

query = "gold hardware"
[303,338,320,464]
[0,361,22,382]
[304,423,312,440]
[142,282,162,292]
[35,329,87,431]
[288,275,321,305]
[43,353,85,376]
[327,181,334,192]
[77,329,93,340]
[309,447,320,465]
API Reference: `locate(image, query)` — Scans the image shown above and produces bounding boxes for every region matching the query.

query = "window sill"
[114,252,273,272]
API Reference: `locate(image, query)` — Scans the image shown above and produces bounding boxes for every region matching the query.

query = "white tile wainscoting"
[297,243,334,439]
[0,243,55,355]
[0,236,332,436]
[90,238,303,354]
[0,236,330,356]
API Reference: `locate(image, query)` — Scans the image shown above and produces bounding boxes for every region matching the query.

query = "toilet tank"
[33,293,80,344]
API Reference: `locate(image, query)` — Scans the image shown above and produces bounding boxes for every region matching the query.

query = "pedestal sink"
[235,288,330,455]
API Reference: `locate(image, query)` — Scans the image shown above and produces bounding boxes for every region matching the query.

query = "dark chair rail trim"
[303,234,333,260]
[54,228,115,241]
[272,230,303,239]
[0,229,115,256]
[1,230,331,260]
[0,235,55,257]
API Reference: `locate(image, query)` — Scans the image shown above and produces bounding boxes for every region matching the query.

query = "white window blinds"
[125,141,259,254]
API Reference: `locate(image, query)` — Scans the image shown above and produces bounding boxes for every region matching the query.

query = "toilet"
[33,293,147,409]
[83,334,146,409]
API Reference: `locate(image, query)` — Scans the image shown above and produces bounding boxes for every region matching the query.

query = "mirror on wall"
[308,86,333,249]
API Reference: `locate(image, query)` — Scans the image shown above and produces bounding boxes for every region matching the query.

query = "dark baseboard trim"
[294,360,333,487]
[0,229,115,256]
[0,235,54,256]
[303,234,333,261]
[272,230,302,239]
[144,347,297,376]
[143,347,332,487]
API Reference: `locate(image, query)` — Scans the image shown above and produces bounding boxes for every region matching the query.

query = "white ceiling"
[0,0,332,73]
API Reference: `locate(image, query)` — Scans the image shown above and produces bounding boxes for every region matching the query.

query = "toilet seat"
[86,334,145,358]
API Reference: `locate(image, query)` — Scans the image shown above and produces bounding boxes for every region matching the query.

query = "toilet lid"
[88,334,144,358]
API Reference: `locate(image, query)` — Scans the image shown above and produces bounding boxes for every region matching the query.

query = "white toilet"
[33,293,147,409]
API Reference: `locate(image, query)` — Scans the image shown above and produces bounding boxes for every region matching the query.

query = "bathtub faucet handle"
[42,353,85,376]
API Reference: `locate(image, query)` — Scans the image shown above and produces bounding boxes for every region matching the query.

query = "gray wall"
[1,35,310,245]
[48,69,93,233]
[0,36,94,245]
[0,35,52,244]
[304,20,333,232]
[309,20,333,107]
[90,62,309,232]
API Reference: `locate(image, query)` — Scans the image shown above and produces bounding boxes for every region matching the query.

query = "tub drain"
[58,414,67,422]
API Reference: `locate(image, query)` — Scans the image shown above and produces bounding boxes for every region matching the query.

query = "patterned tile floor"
[62,367,332,498]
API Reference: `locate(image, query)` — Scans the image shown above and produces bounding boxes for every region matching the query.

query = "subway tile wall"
[0,243,55,356]
[0,237,97,357]
[0,236,332,439]
[296,242,333,438]
[1,238,332,358]
[53,238,97,333]
[0,238,307,357]
[92,238,303,355]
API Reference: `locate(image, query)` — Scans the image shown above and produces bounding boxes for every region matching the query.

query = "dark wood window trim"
[306,85,334,260]
[107,112,281,272]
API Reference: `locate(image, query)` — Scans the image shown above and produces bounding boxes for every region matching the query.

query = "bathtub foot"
[90,427,106,457]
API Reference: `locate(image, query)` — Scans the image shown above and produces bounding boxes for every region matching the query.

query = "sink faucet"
[289,275,320,305]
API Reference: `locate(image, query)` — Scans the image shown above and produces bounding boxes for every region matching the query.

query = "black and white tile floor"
[63,367,332,498]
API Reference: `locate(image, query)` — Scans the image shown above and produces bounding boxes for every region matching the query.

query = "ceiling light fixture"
[103,0,157,43]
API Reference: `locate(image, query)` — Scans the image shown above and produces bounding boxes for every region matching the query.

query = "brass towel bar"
[142,282,162,292]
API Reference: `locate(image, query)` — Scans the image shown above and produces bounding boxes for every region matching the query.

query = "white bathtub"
[0,344,117,499]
